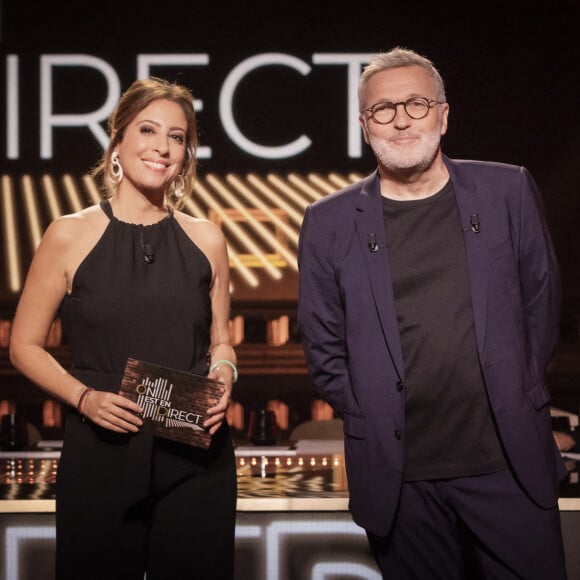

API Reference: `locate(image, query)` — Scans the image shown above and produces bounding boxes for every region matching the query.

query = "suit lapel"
[444,156,489,358]
[355,173,405,377]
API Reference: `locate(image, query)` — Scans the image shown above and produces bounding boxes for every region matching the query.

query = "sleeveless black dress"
[55,200,236,580]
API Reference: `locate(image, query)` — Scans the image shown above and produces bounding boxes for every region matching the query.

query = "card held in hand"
[119,358,225,448]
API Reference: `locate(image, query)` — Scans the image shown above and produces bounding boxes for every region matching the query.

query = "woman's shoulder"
[43,204,107,247]
[174,211,226,244]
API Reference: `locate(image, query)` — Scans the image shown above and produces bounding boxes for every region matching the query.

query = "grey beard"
[368,131,442,175]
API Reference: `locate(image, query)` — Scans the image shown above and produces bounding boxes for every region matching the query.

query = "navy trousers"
[367,470,567,580]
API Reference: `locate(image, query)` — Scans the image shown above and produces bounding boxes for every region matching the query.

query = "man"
[297,47,567,579]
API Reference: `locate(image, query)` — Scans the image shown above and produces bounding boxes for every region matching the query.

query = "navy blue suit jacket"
[297,155,566,536]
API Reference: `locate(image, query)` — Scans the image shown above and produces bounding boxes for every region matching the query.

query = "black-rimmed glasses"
[364,97,445,125]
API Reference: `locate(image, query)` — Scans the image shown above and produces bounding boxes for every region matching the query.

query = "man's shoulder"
[310,172,374,212]
[446,157,540,210]
[447,157,524,178]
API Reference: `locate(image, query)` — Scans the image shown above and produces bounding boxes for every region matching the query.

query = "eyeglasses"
[364,97,445,125]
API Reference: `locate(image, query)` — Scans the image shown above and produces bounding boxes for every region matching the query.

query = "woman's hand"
[203,371,233,435]
[80,390,143,433]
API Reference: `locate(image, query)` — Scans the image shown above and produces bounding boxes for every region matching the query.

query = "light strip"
[182,196,208,221]
[21,175,43,249]
[61,174,84,213]
[1,175,22,292]
[82,174,104,205]
[226,174,300,246]
[311,562,381,580]
[207,174,297,271]
[5,526,56,580]
[246,174,304,227]
[182,196,259,288]
[41,175,63,221]
[6,55,19,159]
[0,172,351,296]
[201,177,283,277]
[265,519,368,579]
[278,173,322,208]
[193,181,281,279]
[327,173,353,189]
[306,173,338,195]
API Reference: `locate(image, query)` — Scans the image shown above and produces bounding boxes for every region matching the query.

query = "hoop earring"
[109,152,123,184]
[172,173,185,198]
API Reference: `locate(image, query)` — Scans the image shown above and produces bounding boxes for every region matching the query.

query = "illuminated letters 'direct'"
[119,358,225,448]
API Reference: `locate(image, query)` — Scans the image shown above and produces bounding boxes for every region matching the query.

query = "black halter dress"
[55,200,236,580]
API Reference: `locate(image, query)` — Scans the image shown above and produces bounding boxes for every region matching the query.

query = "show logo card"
[119,358,225,449]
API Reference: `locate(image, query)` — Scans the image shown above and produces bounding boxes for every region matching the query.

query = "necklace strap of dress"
[100,199,114,220]
[100,198,174,221]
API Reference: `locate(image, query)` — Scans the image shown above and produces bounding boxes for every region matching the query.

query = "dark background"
[1,0,579,334]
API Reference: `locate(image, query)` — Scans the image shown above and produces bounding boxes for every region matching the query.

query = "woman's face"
[114,98,188,196]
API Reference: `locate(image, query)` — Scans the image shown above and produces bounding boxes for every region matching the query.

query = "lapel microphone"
[140,228,155,264]
[368,233,379,253]
[143,244,154,264]
[469,214,481,233]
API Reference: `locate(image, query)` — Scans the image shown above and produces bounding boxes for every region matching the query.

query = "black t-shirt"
[382,180,507,481]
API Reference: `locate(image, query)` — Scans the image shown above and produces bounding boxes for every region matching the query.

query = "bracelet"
[209,359,238,383]
[76,387,94,414]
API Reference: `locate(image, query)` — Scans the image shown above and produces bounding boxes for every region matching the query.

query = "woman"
[9,78,237,579]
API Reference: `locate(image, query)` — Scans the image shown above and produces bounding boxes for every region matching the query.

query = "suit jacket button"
[396,380,404,392]
[394,430,401,440]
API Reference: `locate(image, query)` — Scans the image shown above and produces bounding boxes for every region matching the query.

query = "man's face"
[359,65,449,174]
